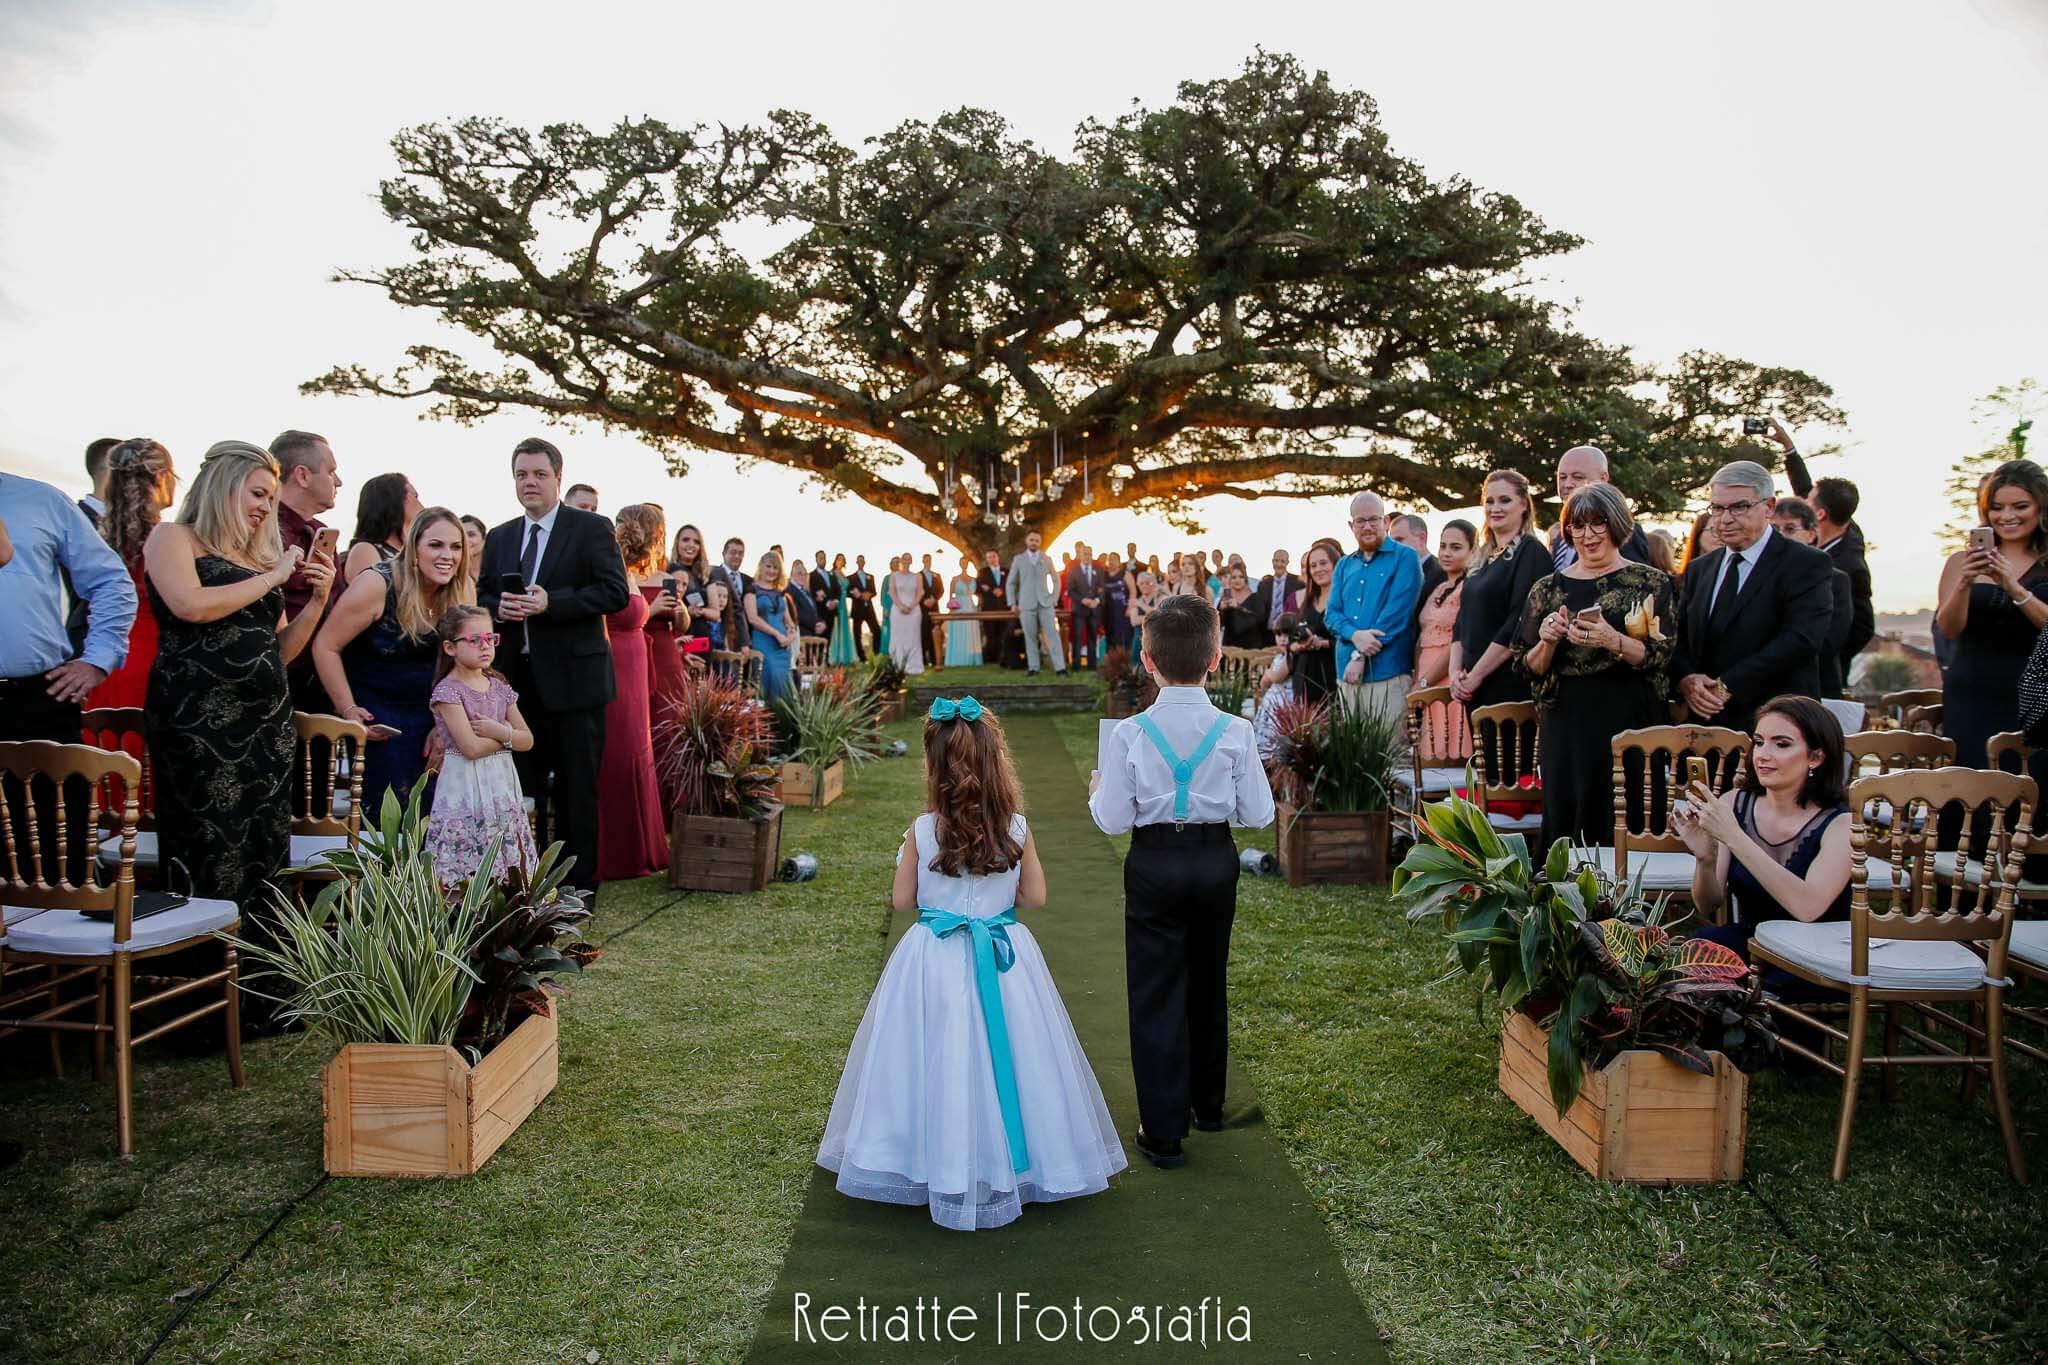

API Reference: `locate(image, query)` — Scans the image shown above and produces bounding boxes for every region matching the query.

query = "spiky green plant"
[772,686,880,794]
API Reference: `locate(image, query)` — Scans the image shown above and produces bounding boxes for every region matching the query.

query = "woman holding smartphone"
[1514,483,1675,850]
[1937,459,2048,774]
[616,504,690,811]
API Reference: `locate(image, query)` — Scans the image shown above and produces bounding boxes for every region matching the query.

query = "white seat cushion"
[1753,919,1993,991]
[6,898,240,956]
[101,831,353,874]
[2,905,45,927]
[97,830,161,869]
[1487,810,1544,833]
[1587,848,1699,892]
[1395,766,1465,797]
[1929,851,2048,898]
[2010,921,2048,972]
[289,834,350,868]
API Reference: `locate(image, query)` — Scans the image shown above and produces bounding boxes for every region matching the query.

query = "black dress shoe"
[1134,1126,1185,1168]
[1054,669,1070,678]
[1190,1110,1224,1133]
[1026,670,1040,677]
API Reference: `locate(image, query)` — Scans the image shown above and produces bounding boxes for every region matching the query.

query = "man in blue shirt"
[0,470,135,742]
[1323,490,1424,729]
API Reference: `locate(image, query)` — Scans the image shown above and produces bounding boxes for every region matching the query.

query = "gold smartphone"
[1682,755,1710,792]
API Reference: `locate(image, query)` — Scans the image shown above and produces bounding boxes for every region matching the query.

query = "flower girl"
[817,697,1127,1231]
[426,605,540,884]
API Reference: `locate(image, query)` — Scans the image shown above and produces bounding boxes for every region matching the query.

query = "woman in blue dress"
[827,552,859,666]
[746,551,797,700]
[943,554,982,667]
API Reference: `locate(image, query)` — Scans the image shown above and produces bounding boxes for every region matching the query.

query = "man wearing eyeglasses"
[1324,490,1424,729]
[1672,460,1834,734]
[1549,446,1652,570]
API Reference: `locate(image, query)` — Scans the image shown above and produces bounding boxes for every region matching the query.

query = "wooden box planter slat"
[1276,802,1391,886]
[778,760,844,809]
[874,693,908,724]
[1498,1008,1746,1184]
[322,1008,558,1178]
[669,805,782,892]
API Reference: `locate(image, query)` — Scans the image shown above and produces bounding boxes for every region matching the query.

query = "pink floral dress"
[426,674,540,885]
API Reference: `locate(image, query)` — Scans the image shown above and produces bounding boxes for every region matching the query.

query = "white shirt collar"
[1155,684,1211,702]
[1727,524,1773,562]
[524,502,561,535]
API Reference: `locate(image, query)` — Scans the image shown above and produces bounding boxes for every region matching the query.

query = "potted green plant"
[657,672,784,891]
[860,654,910,723]
[772,686,878,808]
[233,790,592,1177]
[1099,645,1156,719]
[1393,796,1774,1183]
[1264,695,1401,885]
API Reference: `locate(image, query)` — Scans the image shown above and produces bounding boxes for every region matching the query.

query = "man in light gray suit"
[1007,530,1068,676]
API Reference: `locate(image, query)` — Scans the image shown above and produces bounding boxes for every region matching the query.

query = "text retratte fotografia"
[791,1292,1253,1348]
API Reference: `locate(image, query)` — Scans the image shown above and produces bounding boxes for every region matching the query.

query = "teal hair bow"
[929,696,985,723]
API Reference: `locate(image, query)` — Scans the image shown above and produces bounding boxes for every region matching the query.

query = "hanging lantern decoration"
[1082,449,1093,506]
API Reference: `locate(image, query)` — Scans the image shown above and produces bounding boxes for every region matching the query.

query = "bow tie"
[929,696,985,722]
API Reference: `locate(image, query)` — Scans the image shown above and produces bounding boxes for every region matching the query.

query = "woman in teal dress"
[746,552,797,700]
[827,553,859,666]
[877,555,896,657]
[944,555,982,667]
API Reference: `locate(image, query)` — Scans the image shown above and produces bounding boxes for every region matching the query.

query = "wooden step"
[908,681,1098,713]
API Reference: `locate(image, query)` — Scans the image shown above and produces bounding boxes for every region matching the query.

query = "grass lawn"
[1047,713,2048,1362]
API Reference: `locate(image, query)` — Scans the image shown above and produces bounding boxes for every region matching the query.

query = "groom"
[478,437,630,900]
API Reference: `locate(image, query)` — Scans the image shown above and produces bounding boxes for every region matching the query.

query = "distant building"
[1851,632,1941,695]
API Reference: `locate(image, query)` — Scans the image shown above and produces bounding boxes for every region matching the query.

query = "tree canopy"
[308,51,1844,554]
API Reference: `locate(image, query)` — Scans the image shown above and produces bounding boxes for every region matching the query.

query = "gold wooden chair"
[712,649,764,694]
[1928,732,2048,909]
[1876,688,1943,730]
[82,708,161,885]
[1467,702,1543,837]
[1211,647,1280,714]
[796,635,830,679]
[1592,725,1752,899]
[0,741,244,1156]
[1843,730,1956,777]
[1398,685,1468,816]
[1752,767,2032,1181]
[288,712,367,878]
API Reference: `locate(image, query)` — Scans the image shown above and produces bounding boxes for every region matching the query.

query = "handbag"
[2020,624,2048,745]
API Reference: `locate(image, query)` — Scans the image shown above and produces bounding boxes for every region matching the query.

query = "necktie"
[1552,532,1574,572]
[519,522,542,653]
[1709,549,1746,632]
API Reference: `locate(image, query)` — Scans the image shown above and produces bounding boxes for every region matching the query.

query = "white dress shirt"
[1709,524,1773,611]
[519,502,562,578]
[1089,686,1277,834]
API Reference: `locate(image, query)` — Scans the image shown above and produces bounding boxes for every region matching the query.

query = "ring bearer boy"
[1087,594,1276,1168]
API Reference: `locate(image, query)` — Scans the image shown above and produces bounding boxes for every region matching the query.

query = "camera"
[1741,417,1770,436]
[1275,612,1312,645]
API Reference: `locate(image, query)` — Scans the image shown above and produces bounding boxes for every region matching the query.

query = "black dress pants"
[1124,822,1237,1142]
[504,657,607,895]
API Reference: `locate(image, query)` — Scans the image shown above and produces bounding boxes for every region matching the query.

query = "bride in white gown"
[887,558,925,675]
[817,701,1126,1230]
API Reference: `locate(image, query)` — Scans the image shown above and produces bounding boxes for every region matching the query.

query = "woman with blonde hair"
[617,504,691,810]
[748,549,800,698]
[313,506,472,809]
[87,438,178,709]
[143,440,335,912]
[1449,468,1550,709]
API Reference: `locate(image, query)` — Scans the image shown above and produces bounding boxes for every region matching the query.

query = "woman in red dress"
[617,505,690,812]
[596,511,669,882]
[87,439,178,710]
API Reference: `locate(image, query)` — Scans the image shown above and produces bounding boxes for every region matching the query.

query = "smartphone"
[364,723,402,742]
[311,526,340,560]
[1968,526,1996,555]
[1683,755,1710,791]
[498,572,527,596]
[1741,417,1770,436]
[663,576,679,595]
[1575,607,1604,625]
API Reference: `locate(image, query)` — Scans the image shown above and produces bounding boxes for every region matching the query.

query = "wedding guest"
[86,439,178,710]
[1673,461,1833,735]
[825,553,859,664]
[1007,531,1067,676]
[477,437,631,900]
[1415,519,1474,689]
[565,484,599,513]
[1767,420,1876,680]
[143,442,334,911]
[944,554,982,666]
[668,523,713,595]
[748,551,800,698]
[618,504,689,810]
[460,515,488,587]
[1325,491,1424,727]
[270,429,344,710]
[1279,539,1342,704]
[1450,470,1548,710]
[340,472,420,589]
[314,507,471,810]
[1680,510,1721,573]
[1217,564,1266,649]
[426,604,539,885]
[1202,551,1223,604]
[1065,541,1107,667]
[1514,482,1674,849]
[847,554,881,658]
[1103,551,1132,651]
[804,554,834,639]
[1549,445,1652,568]
[787,557,824,642]
[976,549,1009,665]
[1257,549,1302,646]
[1128,569,1165,640]
[1936,459,2048,773]
[711,535,752,602]
[595,517,667,883]
[1644,528,1678,576]
[886,552,925,676]
[1674,696,1851,992]
[1772,497,1854,698]
[0,467,135,742]
[80,437,119,528]
[877,556,897,659]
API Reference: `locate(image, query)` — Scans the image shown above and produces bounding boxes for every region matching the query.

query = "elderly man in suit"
[478,437,631,900]
[1674,460,1834,735]
[1254,548,1303,645]
[1007,530,1068,676]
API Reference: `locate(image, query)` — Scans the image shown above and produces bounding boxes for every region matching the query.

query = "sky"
[3,0,2043,611]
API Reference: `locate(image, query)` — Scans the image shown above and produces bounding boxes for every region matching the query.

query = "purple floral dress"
[426,674,540,885]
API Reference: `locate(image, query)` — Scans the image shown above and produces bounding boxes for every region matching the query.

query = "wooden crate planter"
[778,760,844,809]
[669,805,782,892]
[1275,803,1391,886]
[1497,1008,1746,1184]
[874,692,908,724]
[322,1008,558,1178]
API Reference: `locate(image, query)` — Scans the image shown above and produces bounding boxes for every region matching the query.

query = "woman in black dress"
[1451,469,1552,711]
[1269,538,1343,704]
[1217,564,1267,649]
[1514,484,1675,850]
[1936,459,2048,770]
[142,441,336,911]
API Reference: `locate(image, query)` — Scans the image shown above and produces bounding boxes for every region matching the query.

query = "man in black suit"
[805,554,834,640]
[975,550,1009,666]
[477,437,631,900]
[788,558,825,639]
[1064,541,1106,668]
[1393,514,1445,645]
[918,552,942,666]
[1255,548,1303,646]
[1550,446,1652,568]
[847,554,880,658]
[1673,461,1835,735]
[64,437,121,653]
[1772,498,1854,698]
[1772,421,1875,686]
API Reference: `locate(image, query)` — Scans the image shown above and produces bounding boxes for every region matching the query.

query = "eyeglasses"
[1350,515,1385,527]
[1708,499,1764,519]
[454,632,501,648]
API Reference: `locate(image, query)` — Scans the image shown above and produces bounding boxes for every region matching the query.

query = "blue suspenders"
[1132,712,1234,827]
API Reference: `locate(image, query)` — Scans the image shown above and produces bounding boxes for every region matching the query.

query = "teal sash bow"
[918,905,1031,1174]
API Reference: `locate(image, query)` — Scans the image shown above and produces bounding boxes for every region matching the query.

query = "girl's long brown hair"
[923,709,1025,877]
[102,438,175,565]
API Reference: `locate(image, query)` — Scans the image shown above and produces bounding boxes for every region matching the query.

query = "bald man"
[1550,446,1652,570]
[1323,490,1424,730]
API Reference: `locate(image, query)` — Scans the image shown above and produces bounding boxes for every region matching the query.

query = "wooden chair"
[1925,731,2048,910]
[1398,685,1468,815]
[1211,647,1280,713]
[1467,702,1543,837]
[712,649,764,694]
[0,741,244,1156]
[288,713,367,876]
[1902,702,1944,735]
[1877,688,1943,730]
[796,636,830,678]
[1593,725,1752,898]
[2004,919,2048,1067]
[82,708,160,883]
[1843,730,1956,777]
[1752,767,2032,1181]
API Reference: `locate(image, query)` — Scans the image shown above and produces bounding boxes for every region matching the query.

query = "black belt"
[0,674,57,694]
[1131,822,1233,847]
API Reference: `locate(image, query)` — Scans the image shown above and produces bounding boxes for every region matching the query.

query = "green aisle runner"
[748,714,1382,1362]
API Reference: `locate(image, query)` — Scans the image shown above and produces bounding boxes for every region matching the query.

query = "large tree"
[308,52,1843,554]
